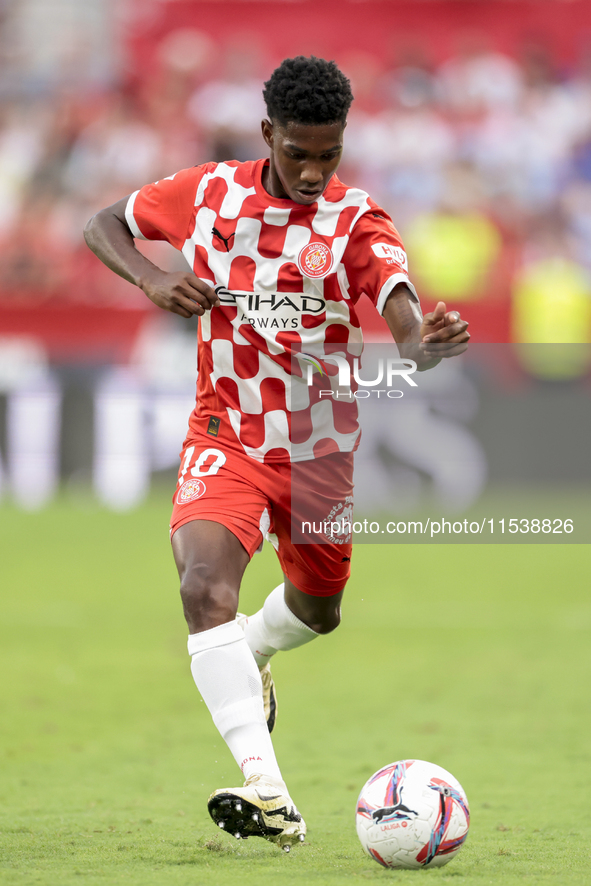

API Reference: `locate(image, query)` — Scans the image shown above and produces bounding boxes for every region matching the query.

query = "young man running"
[84,56,469,851]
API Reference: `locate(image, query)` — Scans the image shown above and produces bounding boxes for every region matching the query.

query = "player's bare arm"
[83,197,219,318]
[383,283,470,369]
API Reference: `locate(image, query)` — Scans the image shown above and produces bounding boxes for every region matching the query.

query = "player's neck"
[261,160,287,200]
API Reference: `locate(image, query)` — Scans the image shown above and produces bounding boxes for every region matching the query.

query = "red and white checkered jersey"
[126,159,418,463]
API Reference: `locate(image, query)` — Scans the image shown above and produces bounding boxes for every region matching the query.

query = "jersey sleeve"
[125,164,215,250]
[342,208,419,315]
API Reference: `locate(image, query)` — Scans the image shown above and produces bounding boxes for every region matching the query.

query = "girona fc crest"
[298,242,334,278]
[177,478,207,504]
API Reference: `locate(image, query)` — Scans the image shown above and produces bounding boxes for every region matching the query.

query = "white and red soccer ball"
[356,759,470,869]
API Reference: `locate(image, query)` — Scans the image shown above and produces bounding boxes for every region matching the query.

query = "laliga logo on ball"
[298,242,334,278]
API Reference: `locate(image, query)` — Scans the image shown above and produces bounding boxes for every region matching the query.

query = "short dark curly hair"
[263,56,353,126]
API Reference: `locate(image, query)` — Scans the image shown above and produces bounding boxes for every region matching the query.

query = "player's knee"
[286,583,343,634]
[178,560,237,630]
[307,606,341,635]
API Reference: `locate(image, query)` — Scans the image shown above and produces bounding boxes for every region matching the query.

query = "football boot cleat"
[208,775,306,851]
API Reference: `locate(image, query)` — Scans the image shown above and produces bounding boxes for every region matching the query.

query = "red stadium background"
[2,0,591,356]
[128,0,591,68]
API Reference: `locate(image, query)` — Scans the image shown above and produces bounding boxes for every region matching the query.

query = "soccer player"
[84,56,469,851]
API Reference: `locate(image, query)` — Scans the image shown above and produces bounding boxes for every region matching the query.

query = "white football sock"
[242,583,319,668]
[188,620,285,786]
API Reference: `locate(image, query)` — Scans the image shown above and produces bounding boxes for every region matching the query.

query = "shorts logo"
[323,496,354,544]
[298,242,334,278]
[177,478,207,504]
[371,243,408,270]
[207,416,220,437]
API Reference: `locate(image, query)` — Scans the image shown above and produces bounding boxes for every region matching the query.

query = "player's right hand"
[419,301,469,358]
[140,271,220,318]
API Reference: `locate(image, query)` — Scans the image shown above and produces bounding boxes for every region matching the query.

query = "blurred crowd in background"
[1,9,591,343]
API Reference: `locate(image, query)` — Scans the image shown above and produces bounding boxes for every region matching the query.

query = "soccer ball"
[356,759,470,869]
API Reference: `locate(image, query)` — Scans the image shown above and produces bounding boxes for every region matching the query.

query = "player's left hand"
[419,301,470,358]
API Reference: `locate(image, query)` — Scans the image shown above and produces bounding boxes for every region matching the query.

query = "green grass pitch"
[1,497,590,885]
